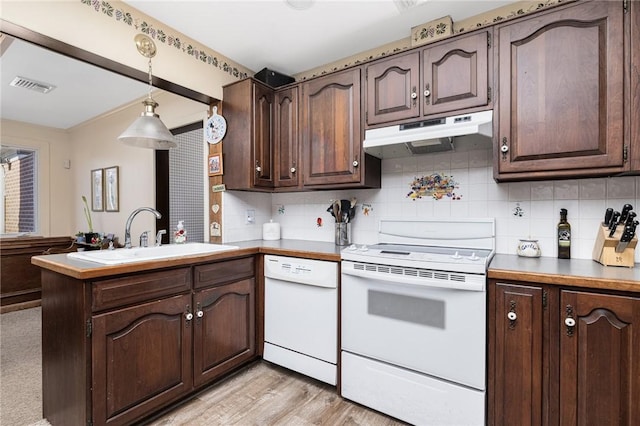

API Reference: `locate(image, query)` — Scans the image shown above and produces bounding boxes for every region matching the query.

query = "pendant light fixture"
[118,34,177,150]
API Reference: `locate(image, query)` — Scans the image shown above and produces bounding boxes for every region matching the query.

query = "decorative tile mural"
[80,0,249,80]
[408,173,462,200]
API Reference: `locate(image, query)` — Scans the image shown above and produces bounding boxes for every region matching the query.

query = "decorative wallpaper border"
[295,0,572,81]
[80,0,249,80]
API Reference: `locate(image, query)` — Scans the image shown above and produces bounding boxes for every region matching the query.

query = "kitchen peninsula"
[31,242,340,426]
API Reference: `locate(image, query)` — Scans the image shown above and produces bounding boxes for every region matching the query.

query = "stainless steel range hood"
[363,110,493,159]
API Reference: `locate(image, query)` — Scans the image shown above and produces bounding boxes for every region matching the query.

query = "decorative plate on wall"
[205,106,227,144]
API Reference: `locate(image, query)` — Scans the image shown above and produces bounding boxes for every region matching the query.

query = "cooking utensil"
[340,199,351,223]
[333,200,341,223]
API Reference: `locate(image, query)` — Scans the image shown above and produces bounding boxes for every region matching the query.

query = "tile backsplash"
[223,148,639,262]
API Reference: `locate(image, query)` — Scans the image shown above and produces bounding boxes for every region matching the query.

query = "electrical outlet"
[246,209,255,224]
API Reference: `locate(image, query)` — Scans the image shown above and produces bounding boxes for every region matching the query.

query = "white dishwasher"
[263,254,338,385]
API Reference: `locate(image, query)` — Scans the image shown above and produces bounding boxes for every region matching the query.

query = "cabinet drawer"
[194,257,255,289]
[92,268,191,312]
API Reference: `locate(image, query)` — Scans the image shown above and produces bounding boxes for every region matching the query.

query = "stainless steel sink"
[66,242,239,265]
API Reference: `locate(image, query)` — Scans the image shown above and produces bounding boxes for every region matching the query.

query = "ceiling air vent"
[9,76,56,94]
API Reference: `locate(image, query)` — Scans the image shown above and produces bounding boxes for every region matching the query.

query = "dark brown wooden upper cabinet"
[365,30,490,127]
[422,31,489,116]
[494,0,627,181]
[274,86,301,189]
[222,78,274,191]
[301,67,380,189]
[366,51,420,126]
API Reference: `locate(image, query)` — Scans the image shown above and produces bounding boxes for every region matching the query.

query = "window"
[1,146,37,234]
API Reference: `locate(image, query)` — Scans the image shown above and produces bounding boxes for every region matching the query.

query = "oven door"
[341,261,486,390]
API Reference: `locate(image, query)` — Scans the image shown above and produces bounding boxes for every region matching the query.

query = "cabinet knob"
[500,137,509,161]
[424,89,431,97]
[185,312,193,321]
[352,160,359,167]
[255,165,262,172]
[424,84,431,105]
[411,92,417,100]
[565,305,575,337]
[196,310,204,318]
[508,300,517,329]
[290,167,296,173]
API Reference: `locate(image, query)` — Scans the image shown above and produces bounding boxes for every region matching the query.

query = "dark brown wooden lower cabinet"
[92,294,193,425]
[489,280,640,426]
[559,290,640,426]
[193,278,256,387]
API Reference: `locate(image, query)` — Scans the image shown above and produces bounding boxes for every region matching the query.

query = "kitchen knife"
[603,208,614,226]
[609,221,619,238]
[619,204,633,224]
[615,222,637,253]
[608,211,620,230]
[625,212,637,227]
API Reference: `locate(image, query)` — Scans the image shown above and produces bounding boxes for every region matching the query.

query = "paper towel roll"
[262,220,281,240]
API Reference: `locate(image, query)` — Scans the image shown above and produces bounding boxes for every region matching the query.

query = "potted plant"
[81,196,100,247]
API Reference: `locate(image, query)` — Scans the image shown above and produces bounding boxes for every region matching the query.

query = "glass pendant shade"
[118,97,177,150]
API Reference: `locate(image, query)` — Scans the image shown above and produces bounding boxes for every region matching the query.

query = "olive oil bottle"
[557,208,571,259]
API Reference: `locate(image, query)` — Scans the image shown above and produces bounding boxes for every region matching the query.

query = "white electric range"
[340,218,495,426]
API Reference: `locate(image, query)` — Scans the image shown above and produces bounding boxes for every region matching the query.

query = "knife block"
[592,225,637,267]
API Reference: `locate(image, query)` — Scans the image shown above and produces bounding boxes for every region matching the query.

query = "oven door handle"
[341,263,484,292]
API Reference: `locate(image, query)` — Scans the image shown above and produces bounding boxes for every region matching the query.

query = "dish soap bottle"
[174,220,187,244]
[557,209,571,259]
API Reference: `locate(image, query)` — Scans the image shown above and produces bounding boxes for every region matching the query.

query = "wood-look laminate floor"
[146,361,408,426]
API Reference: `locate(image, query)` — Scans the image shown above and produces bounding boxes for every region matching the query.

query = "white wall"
[223,148,639,262]
[68,91,207,241]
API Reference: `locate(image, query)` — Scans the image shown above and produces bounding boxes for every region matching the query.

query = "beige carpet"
[0,306,50,425]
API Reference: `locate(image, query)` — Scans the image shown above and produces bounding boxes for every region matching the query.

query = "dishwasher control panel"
[264,255,338,288]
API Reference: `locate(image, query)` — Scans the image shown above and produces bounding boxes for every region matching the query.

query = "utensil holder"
[335,223,351,246]
[592,225,637,267]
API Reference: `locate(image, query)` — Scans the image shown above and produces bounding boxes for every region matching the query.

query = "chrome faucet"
[124,207,162,249]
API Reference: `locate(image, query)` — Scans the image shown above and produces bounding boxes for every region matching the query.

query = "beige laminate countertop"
[31,239,343,280]
[488,254,640,293]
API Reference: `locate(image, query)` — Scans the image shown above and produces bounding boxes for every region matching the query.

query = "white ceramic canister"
[262,220,281,240]
[517,239,541,257]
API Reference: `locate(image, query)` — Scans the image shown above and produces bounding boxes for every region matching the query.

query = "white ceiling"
[1,0,513,130]
[0,36,150,129]
[126,0,513,76]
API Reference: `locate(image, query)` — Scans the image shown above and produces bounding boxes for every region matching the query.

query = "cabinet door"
[496,1,625,179]
[422,31,489,116]
[193,278,256,386]
[490,282,546,426]
[253,82,274,188]
[301,68,362,186]
[92,293,193,426]
[274,86,300,188]
[559,290,640,425]
[365,52,420,125]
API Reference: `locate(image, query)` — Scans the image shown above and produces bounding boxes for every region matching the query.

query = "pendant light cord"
[147,57,153,98]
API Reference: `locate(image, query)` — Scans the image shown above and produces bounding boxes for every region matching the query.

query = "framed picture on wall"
[208,154,223,176]
[104,166,119,212]
[90,169,103,211]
